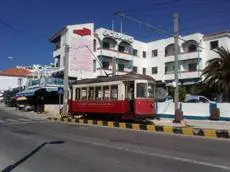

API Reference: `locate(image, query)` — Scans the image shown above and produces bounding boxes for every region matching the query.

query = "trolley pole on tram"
[63,45,69,116]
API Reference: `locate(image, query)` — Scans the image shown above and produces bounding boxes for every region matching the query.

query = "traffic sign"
[58,87,64,95]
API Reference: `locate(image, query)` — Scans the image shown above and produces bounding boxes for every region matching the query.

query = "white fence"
[157,102,230,120]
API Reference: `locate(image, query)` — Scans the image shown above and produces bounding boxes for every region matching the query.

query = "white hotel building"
[49,23,230,86]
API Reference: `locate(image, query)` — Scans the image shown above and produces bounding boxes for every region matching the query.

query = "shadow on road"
[1,140,65,172]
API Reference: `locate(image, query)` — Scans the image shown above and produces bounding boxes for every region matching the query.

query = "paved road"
[0,106,230,172]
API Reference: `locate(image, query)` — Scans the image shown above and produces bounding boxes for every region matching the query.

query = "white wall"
[132,40,148,75]
[203,35,230,65]
[0,76,27,91]
[44,104,62,117]
[157,102,230,120]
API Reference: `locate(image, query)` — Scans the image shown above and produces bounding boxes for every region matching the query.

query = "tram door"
[125,81,134,113]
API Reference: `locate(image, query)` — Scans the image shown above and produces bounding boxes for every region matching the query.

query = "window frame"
[210,40,219,50]
[102,61,109,70]
[95,86,102,100]
[93,39,97,51]
[110,85,118,100]
[142,68,146,75]
[102,42,110,49]
[152,49,158,57]
[142,51,146,58]
[75,88,80,100]
[133,66,137,73]
[188,63,197,72]
[118,64,125,71]
[118,45,125,52]
[151,67,158,74]
[133,49,138,56]
[103,86,110,100]
[80,87,87,100]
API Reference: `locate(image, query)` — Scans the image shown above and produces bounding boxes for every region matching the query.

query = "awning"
[45,87,58,92]
[16,87,61,97]
[16,88,39,97]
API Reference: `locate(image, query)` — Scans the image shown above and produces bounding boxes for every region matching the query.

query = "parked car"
[185,94,215,103]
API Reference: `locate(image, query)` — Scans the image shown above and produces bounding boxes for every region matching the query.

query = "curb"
[47,117,230,139]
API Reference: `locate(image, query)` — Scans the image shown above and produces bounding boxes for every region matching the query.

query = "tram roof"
[70,73,155,85]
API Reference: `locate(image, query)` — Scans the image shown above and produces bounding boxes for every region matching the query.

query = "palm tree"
[202,46,230,102]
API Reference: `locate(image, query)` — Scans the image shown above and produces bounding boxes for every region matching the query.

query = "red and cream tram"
[68,73,156,120]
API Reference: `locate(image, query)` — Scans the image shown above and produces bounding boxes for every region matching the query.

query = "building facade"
[0,68,31,92]
[17,64,59,79]
[49,23,230,85]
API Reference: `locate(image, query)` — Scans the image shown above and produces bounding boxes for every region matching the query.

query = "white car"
[185,94,215,103]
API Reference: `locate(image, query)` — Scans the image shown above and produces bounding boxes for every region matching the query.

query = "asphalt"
[0,106,230,172]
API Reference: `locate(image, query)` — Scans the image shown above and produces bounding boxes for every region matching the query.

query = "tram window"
[103,86,110,100]
[136,83,147,98]
[111,85,118,100]
[75,88,80,100]
[88,87,94,100]
[95,86,102,100]
[81,87,87,100]
[148,83,155,98]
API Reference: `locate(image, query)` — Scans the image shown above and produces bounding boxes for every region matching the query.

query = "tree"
[202,47,230,102]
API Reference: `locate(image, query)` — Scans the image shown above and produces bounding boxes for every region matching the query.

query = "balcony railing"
[164,51,201,63]
[164,70,201,80]
[97,48,135,61]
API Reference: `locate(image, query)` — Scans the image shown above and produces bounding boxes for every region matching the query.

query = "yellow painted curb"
[108,121,114,128]
[203,129,217,138]
[119,122,126,129]
[182,128,194,136]
[132,124,140,131]
[163,126,173,133]
[147,125,156,132]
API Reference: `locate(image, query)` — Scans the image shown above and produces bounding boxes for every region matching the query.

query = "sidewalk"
[0,103,56,120]
[152,118,230,130]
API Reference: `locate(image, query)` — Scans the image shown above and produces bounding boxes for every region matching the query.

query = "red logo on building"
[73,27,91,36]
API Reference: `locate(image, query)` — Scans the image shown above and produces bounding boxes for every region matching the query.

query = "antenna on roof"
[120,19,123,34]
[112,20,114,31]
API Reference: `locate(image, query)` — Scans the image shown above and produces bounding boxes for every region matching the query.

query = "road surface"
[0,106,230,172]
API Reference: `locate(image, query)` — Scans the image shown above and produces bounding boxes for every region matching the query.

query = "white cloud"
[8,56,13,60]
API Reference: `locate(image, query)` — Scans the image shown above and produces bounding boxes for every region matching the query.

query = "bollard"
[209,103,220,120]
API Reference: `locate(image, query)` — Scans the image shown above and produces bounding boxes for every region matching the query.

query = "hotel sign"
[102,29,134,43]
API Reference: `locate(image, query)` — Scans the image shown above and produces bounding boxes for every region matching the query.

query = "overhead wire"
[0,18,32,39]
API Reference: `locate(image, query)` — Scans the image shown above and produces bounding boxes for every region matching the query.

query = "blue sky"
[0,0,229,69]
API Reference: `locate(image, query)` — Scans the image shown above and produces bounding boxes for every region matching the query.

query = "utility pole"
[112,56,116,75]
[62,45,69,116]
[173,13,181,121]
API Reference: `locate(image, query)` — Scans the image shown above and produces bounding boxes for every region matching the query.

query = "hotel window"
[118,64,125,71]
[152,49,158,57]
[102,61,109,69]
[188,44,197,52]
[188,63,197,72]
[102,42,110,49]
[143,51,146,58]
[17,78,22,86]
[210,40,218,49]
[93,60,96,72]
[118,45,125,52]
[143,68,146,75]
[133,49,138,56]
[152,67,158,74]
[133,66,137,73]
[93,39,97,51]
